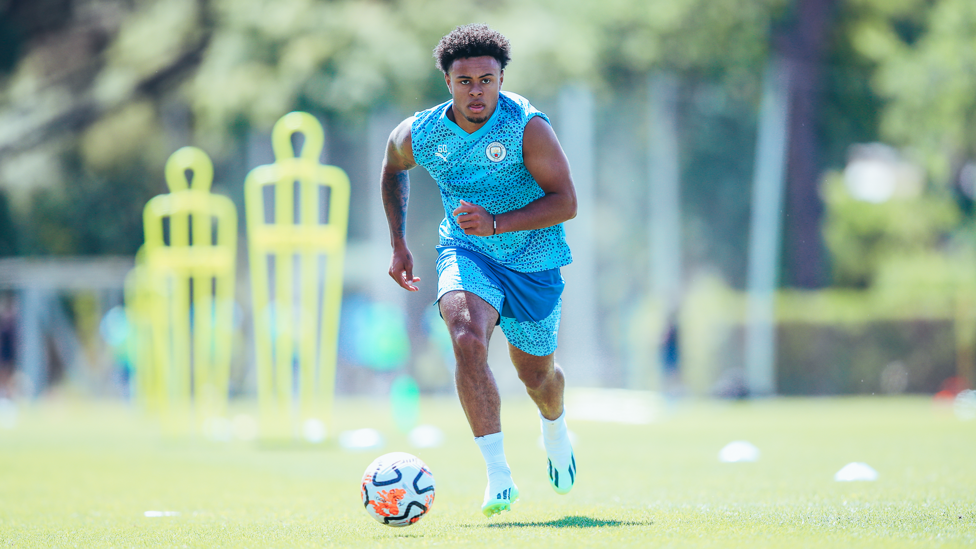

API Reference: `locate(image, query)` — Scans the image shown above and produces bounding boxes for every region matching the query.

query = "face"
[444,56,503,128]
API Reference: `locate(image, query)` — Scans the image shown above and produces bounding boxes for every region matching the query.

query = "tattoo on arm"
[381,170,410,241]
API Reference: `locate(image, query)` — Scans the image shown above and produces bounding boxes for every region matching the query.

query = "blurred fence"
[0,257,132,397]
[1,270,970,399]
[673,278,973,397]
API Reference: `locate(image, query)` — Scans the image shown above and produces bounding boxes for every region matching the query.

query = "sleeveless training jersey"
[411,91,573,273]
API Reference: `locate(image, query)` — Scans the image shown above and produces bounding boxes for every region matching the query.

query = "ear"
[444,72,451,93]
[499,69,504,88]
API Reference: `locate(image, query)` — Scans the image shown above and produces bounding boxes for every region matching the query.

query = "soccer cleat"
[481,483,519,517]
[547,453,576,495]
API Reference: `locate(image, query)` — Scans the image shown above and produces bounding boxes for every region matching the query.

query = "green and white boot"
[541,410,575,495]
[482,481,519,517]
[547,453,576,495]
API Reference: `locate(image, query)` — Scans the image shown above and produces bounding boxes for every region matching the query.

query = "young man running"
[380,24,577,517]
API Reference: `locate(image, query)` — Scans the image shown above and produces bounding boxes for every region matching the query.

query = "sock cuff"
[540,409,568,445]
[475,431,504,445]
[539,408,566,425]
[475,432,507,466]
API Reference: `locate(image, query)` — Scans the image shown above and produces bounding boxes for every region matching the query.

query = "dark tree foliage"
[0,191,17,256]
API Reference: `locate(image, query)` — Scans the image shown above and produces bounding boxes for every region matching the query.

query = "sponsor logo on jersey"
[486,142,506,162]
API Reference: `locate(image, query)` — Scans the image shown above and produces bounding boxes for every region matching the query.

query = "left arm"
[453,116,578,236]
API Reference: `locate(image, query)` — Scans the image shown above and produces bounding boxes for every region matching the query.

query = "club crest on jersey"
[486,142,506,162]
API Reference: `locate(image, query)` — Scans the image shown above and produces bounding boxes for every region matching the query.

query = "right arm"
[381,117,420,292]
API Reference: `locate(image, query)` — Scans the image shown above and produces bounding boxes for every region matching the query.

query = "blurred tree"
[0,0,786,257]
[819,3,884,169]
[19,158,159,255]
[816,0,976,290]
[848,0,976,188]
[778,0,836,289]
[0,190,17,256]
[187,0,785,151]
[680,81,759,288]
[821,171,959,288]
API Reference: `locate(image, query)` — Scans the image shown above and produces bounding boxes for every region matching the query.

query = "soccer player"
[380,24,578,517]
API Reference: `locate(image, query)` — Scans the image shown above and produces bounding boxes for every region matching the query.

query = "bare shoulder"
[390,116,416,154]
[386,116,417,170]
[523,115,559,147]
[522,115,567,164]
[521,115,573,194]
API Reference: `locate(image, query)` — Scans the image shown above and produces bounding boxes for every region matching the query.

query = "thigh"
[508,342,555,376]
[438,290,499,342]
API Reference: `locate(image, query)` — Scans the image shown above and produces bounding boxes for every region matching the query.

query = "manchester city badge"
[486,142,506,162]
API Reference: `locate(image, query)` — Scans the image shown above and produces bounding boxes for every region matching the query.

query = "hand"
[389,246,420,292]
[452,199,493,236]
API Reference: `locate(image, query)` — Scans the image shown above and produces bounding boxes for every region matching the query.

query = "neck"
[447,104,493,134]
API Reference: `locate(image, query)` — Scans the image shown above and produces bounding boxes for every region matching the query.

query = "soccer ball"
[361,452,435,526]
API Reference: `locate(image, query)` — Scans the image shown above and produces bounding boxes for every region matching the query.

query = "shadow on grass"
[473,516,651,529]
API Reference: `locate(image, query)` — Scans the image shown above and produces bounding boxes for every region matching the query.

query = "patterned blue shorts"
[436,251,561,357]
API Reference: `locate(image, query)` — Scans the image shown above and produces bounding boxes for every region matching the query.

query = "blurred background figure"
[660,315,681,398]
[98,305,131,397]
[0,292,17,398]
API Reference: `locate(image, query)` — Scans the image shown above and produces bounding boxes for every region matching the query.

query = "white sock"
[475,432,512,495]
[540,409,573,468]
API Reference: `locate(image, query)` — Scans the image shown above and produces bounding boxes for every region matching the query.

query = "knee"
[518,365,552,391]
[451,329,489,365]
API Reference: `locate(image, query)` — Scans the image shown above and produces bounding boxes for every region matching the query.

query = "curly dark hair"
[433,24,511,74]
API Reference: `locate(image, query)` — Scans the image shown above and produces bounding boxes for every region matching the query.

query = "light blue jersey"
[411,91,573,273]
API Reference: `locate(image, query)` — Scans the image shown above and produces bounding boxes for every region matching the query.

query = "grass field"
[1,393,974,548]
